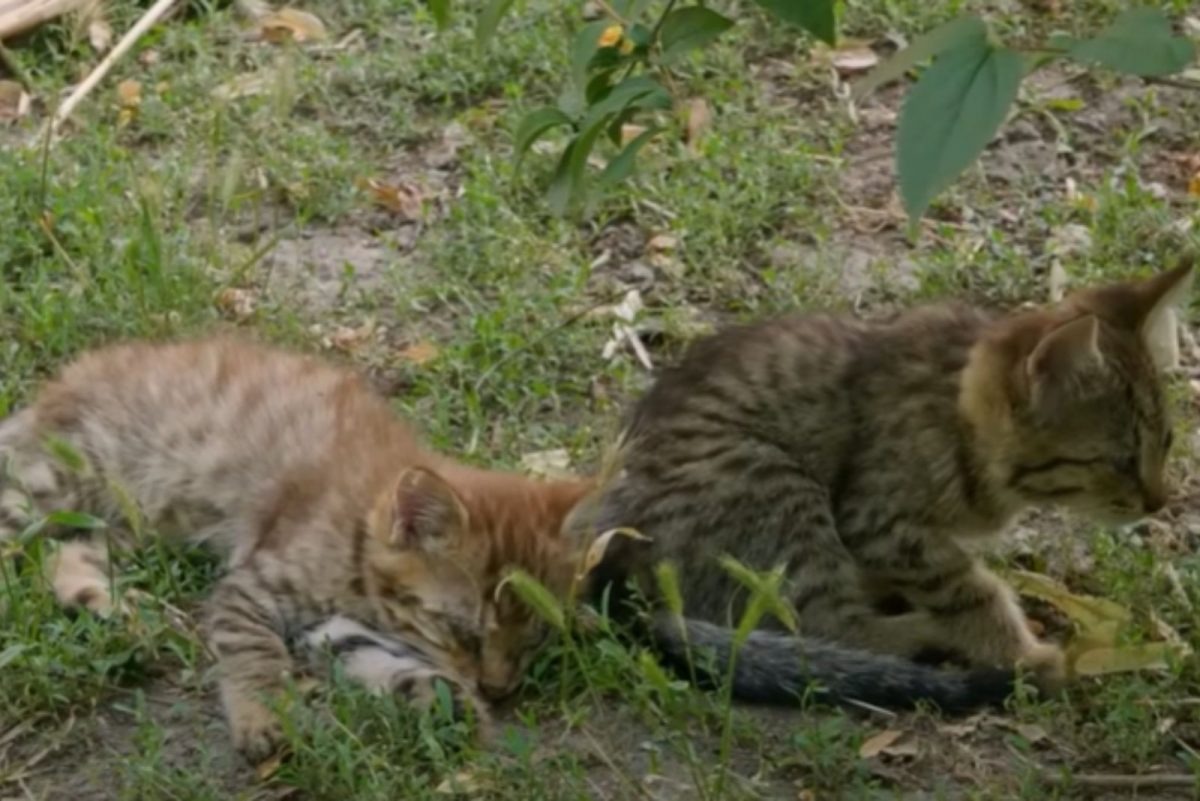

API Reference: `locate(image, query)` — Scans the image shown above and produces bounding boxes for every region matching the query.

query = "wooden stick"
[1048,773,1196,790]
[0,0,88,40]
[43,0,178,136]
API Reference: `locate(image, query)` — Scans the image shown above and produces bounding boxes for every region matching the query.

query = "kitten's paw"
[397,672,490,727]
[229,702,284,765]
[1017,641,1067,691]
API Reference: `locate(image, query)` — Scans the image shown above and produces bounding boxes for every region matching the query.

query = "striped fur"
[0,337,593,762]
[583,261,1191,711]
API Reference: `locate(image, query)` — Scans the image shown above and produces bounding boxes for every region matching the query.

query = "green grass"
[2,0,1200,797]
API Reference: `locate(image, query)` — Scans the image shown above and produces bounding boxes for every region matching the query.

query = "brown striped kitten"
[583,261,1192,712]
[0,337,593,762]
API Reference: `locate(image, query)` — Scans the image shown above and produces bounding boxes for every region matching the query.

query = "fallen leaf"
[1007,569,1191,676]
[0,81,31,122]
[858,729,903,758]
[116,79,142,108]
[647,234,678,253]
[138,49,160,67]
[258,7,328,43]
[620,124,647,146]
[211,71,272,101]
[255,751,285,780]
[682,97,710,154]
[88,17,112,52]
[831,45,879,75]
[937,711,988,738]
[398,340,439,365]
[520,448,571,478]
[357,177,423,220]
[215,287,258,321]
[1048,260,1069,302]
[1073,642,1180,676]
[326,323,376,352]
[1188,173,1200,199]
[1013,723,1048,744]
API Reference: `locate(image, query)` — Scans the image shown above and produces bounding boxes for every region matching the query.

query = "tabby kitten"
[0,338,592,761]
[583,261,1191,711]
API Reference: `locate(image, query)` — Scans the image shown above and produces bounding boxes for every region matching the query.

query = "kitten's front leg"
[896,557,1065,688]
[207,566,295,763]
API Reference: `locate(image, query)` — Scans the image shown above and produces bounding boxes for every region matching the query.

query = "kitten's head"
[978,259,1192,524]
[366,466,594,700]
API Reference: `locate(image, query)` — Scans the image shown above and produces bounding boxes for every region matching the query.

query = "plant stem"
[0,40,32,92]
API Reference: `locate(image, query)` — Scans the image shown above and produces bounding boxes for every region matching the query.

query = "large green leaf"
[547,123,608,215]
[513,107,574,163]
[571,20,617,87]
[1067,7,1195,77]
[658,7,735,64]
[853,15,987,100]
[897,39,1024,221]
[475,0,517,49]
[750,0,835,45]
[598,126,661,188]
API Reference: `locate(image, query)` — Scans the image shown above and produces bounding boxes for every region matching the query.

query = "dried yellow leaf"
[398,340,439,365]
[259,7,328,43]
[116,79,142,108]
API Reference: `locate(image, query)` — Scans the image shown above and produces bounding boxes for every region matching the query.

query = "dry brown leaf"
[0,81,31,122]
[619,124,647,146]
[116,79,142,108]
[1073,642,1180,676]
[435,767,489,795]
[1014,722,1049,744]
[398,340,439,365]
[88,17,112,52]
[647,233,678,253]
[258,7,328,43]
[858,729,903,758]
[211,71,272,101]
[215,287,258,321]
[520,449,571,478]
[255,751,285,780]
[682,97,711,153]
[1189,173,1200,199]
[357,177,423,220]
[326,323,377,352]
[138,49,160,67]
[831,45,879,75]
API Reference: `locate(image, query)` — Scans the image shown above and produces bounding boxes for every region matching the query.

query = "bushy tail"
[651,613,1014,714]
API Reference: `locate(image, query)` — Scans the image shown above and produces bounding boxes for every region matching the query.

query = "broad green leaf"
[572,20,617,87]
[475,0,517,49]
[497,569,566,631]
[897,39,1024,221]
[1072,642,1185,676]
[1067,7,1196,77]
[546,122,607,215]
[427,0,450,29]
[658,7,734,64]
[513,107,574,163]
[581,75,671,129]
[853,15,987,100]
[598,126,660,188]
[751,0,835,45]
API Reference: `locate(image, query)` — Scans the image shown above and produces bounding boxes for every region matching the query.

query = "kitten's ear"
[1137,259,1193,370]
[1025,315,1103,408]
[388,467,469,550]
